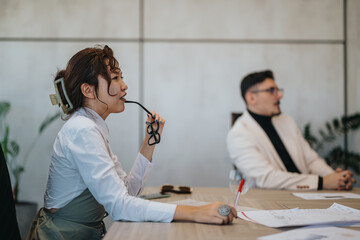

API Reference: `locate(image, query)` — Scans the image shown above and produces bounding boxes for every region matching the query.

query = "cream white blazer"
[227,110,334,190]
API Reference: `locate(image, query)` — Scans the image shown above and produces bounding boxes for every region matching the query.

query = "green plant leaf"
[304,112,360,174]
[347,113,360,130]
[332,119,340,132]
[319,129,326,140]
[303,123,318,149]
[325,146,360,174]
[9,140,20,157]
[39,112,61,134]
[325,122,336,141]
[13,166,24,178]
[0,102,10,119]
[1,125,10,160]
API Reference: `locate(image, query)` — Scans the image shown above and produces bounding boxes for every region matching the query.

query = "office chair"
[230,112,243,174]
[0,143,21,240]
[231,112,243,126]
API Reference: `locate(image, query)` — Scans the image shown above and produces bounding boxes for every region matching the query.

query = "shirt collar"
[77,107,110,142]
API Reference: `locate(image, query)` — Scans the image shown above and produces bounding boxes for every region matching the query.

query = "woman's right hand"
[139,111,165,162]
[173,201,237,225]
[145,111,165,137]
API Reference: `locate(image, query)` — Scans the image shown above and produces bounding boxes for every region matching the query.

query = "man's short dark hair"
[240,70,274,101]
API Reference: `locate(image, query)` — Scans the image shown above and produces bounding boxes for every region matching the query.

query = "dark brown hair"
[54,45,120,115]
[240,70,274,102]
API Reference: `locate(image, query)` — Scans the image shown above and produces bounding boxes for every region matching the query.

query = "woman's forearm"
[139,138,155,162]
[173,203,237,225]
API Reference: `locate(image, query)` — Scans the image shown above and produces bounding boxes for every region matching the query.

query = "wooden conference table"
[103,187,360,240]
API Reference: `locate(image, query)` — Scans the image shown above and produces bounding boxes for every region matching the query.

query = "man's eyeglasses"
[251,87,284,95]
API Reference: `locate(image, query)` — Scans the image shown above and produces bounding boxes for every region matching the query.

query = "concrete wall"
[348,0,360,153]
[0,0,358,209]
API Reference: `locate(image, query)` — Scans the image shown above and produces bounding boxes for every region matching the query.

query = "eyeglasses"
[146,120,160,146]
[251,87,284,95]
[125,100,161,146]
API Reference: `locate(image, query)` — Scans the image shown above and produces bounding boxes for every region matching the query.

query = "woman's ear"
[81,83,95,99]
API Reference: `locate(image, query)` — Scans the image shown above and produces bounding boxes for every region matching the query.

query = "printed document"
[292,192,360,200]
[258,226,360,240]
[238,203,360,228]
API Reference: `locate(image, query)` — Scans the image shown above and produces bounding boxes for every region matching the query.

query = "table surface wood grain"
[103,187,360,240]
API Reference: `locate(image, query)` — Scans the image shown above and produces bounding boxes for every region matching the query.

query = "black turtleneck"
[248,110,301,173]
[248,110,323,190]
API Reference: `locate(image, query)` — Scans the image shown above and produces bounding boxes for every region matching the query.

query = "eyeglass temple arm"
[125,100,153,117]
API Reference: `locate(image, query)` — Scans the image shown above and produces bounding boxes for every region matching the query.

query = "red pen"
[234,179,245,209]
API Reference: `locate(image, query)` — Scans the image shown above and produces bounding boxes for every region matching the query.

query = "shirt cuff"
[138,152,153,166]
[145,202,177,222]
[317,176,323,190]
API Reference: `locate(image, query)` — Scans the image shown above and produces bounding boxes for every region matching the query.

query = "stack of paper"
[258,226,360,240]
[292,192,360,200]
[238,203,360,228]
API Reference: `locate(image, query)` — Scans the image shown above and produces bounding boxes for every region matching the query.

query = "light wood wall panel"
[348,0,360,153]
[143,43,343,187]
[144,0,343,40]
[0,0,140,38]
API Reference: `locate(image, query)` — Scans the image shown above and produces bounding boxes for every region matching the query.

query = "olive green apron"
[25,189,107,240]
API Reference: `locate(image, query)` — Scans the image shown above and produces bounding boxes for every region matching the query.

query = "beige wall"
[0,0,358,209]
[348,0,360,152]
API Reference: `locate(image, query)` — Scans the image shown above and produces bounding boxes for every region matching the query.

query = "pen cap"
[238,179,245,192]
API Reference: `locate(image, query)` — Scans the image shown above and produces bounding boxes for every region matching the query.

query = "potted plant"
[303,112,360,176]
[0,101,60,238]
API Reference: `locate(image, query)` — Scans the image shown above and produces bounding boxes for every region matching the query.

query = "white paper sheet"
[238,203,360,228]
[258,226,360,240]
[292,192,360,200]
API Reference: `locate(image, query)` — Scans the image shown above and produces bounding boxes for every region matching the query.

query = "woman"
[26,45,236,240]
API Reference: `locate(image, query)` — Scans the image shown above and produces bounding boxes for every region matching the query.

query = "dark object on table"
[140,192,171,200]
[160,185,192,194]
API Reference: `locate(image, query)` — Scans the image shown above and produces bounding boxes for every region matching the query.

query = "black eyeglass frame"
[146,121,160,146]
[125,100,161,146]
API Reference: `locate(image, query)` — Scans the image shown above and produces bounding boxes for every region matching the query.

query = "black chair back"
[0,143,21,240]
[231,112,243,126]
[230,112,243,176]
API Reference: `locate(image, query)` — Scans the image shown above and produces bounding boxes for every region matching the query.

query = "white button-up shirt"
[44,107,176,222]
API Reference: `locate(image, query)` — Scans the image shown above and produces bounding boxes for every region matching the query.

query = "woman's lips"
[120,93,127,101]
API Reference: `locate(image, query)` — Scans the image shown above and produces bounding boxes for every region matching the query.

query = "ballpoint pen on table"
[234,179,245,209]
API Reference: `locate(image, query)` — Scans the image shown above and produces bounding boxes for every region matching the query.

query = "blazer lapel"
[242,111,287,171]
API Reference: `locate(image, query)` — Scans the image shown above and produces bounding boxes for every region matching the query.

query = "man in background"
[227,70,356,190]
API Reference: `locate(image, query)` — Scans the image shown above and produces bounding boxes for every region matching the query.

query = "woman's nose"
[121,81,128,91]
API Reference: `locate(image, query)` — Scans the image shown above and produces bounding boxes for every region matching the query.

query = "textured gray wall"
[0,0,359,210]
